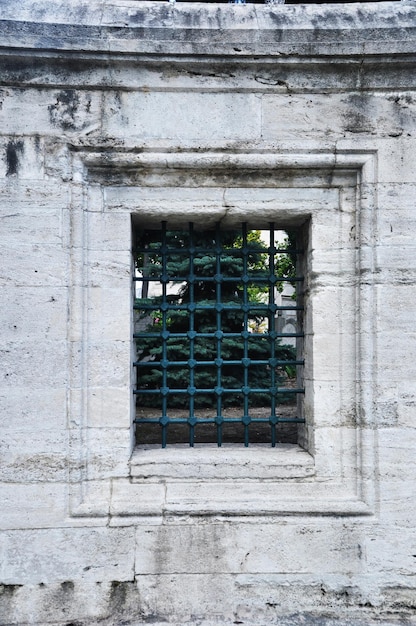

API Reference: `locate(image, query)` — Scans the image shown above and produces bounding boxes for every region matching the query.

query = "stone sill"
[130,443,315,481]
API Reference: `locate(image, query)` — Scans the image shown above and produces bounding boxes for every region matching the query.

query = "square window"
[133,221,305,447]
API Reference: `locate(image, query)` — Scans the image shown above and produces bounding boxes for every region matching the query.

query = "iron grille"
[133,222,304,447]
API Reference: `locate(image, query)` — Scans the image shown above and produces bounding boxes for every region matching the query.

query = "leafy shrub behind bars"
[134,227,297,409]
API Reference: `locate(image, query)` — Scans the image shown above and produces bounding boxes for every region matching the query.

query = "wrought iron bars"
[133,222,304,447]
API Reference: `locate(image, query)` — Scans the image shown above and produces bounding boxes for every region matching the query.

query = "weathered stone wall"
[1,1,416,624]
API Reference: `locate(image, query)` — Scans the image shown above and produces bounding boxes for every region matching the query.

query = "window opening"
[133,222,304,447]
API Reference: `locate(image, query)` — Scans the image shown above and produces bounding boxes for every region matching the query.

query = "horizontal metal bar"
[133,331,304,339]
[133,275,304,283]
[134,387,305,395]
[133,247,303,256]
[134,417,305,424]
[134,304,304,311]
[134,359,304,367]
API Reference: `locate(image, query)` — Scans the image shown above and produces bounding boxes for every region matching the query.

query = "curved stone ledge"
[0,0,415,59]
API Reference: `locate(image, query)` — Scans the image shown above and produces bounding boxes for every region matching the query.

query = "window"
[133,221,305,447]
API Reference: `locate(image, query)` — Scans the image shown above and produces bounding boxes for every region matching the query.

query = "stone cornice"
[0,0,415,60]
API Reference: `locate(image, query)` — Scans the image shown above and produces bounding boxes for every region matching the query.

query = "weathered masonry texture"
[1,1,416,625]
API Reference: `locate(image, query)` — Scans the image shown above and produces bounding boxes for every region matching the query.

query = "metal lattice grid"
[133,222,304,447]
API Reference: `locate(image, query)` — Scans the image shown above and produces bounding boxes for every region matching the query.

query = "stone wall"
[1,1,416,624]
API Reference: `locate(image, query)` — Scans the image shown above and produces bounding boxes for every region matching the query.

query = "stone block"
[0,87,102,137]
[0,134,46,179]
[376,138,416,184]
[103,185,226,214]
[308,285,356,335]
[222,186,338,215]
[363,186,416,249]
[0,527,135,585]
[86,211,131,250]
[69,479,112,518]
[378,478,416,528]
[0,483,67,529]
[69,427,131,481]
[307,379,355,428]
[397,381,416,428]
[0,207,63,246]
[377,428,416,481]
[68,340,131,391]
[0,339,68,389]
[110,479,165,516]
[86,287,131,342]
[83,386,132,429]
[0,387,67,432]
[311,334,356,382]
[376,332,416,382]
[375,284,416,333]
[363,527,416,578]
[312,426,343,477]
[0,429,68,483]
[309,248,357,280]
[0,89,50,137]
[0,286,68,342]
[103,91,262,142]
[0,240,68,287]
[85,249,131,288]
[375,244,416,274]
[86,340,131,388]
[135,520,363,576]
[0,178,69,207]
[262,92,416,141]
[0,581,111,626]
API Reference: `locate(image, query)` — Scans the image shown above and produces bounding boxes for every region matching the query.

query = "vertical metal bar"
[242,223,250,447]
[215,223,223,447]
[161,221,168,448]
[269,223,277,447]
[188,222,195,447]
[295,229,304,434]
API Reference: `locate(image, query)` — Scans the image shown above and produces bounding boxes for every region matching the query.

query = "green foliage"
[134,227,297,409]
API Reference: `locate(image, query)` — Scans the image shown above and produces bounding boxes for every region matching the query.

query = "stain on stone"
[343,110,375,134]
[107,580,144,621]
[143,615,169,623]
[109,580,129,608]
[388,93,416,108]
[0,584,23,625]
[343,94,376,135]
[48,89,92,131]
[34,134,41,154]
[254,75,289,88]
[0,583,23,596]
[6,140,24,176]
[60,580,75,592]
[48,90,80,130]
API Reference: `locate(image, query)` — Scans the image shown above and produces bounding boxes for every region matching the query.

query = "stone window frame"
[68,148,377,520]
